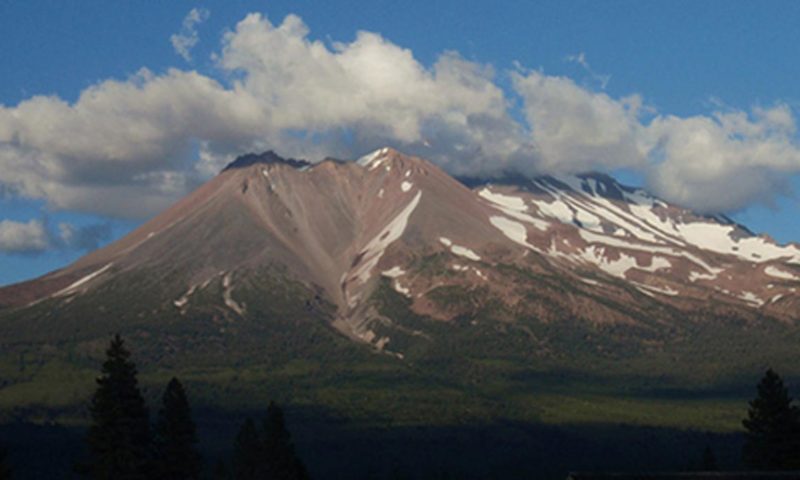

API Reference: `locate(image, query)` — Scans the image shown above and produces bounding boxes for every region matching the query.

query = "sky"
[2,0,800,285]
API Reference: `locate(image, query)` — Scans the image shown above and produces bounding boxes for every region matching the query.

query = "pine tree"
[233,418,261,480]
[211,460,229,480]
[261,401,309,480]
[232,403,310,479]
[153,378,201,479]
[742,368,800,470]
[0,445,12,480]
[702,445,717,471]
[84,334,152,479]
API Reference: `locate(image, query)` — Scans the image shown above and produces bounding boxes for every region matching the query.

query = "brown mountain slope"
[1,148,798,356]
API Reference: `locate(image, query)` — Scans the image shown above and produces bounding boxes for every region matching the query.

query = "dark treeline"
[76,334,308,480]
[2,337,800,478]
[0,444,11,480]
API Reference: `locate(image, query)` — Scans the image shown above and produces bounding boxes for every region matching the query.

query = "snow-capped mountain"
[1,148,798,358]
[476,172,800,311]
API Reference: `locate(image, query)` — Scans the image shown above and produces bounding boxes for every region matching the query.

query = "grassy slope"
[1,263,798,435]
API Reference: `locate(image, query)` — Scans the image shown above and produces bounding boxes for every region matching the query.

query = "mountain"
[1,147,800,431]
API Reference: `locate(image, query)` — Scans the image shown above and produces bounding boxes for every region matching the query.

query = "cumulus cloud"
[644,105,800,212]
[1,10,800,219]
[0,68,252,217]
[171,8,210,61]
[0,219,49,253]
[208,13,520,173]
[0,13,521,217]
[512,69,645,174]
[58,222,113,251]
[565,52,611,89]
[0,218,113,254]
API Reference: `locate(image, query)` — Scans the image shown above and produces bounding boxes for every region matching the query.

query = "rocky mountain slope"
[1,148,800,426]
[3,148,798,339]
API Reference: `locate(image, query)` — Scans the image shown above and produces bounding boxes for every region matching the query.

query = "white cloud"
[512,70,645,174]
[58,222,112,251]
[0,218,113,254]
[215,13,514,155]
[565,52,611,89]
[644,105,800,212]
[171,8,210,62]
[0,219,49,253]
[0,68,258,217]
[0,13,519,217]
[1,11,800,219]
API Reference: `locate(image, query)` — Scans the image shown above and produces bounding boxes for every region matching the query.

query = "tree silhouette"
[232,402,309,479]
[233,418,261,479]
[0,445,11,480]
[153,377,201,479]
[742,368,800,470]
[701,445,717,471]
[84,334,152,479]
[210,460,229,480]
[261,401,309,480]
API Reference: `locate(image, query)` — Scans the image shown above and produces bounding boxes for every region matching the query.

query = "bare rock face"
[1,148,798,358]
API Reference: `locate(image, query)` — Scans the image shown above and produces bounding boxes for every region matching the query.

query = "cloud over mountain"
[0,217,112,254]
[0,219,49,253]
[1,11,799,219]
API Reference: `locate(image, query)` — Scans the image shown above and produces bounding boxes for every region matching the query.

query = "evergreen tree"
[232,403,310,479]
[261,401,309,480]
[0,445,11,480]
[153,378,201,479]
[701,445,717,471]
[742,368,800,470]
[84,334,152,479]
[233,418,261,480]
[211,460,229,480]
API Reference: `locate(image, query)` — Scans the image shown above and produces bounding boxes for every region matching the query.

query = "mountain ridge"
[2,147,798,325]
[3,147,800,439]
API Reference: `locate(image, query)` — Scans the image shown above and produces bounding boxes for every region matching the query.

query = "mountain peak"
[355,146,417,168]
[222,150,310,172]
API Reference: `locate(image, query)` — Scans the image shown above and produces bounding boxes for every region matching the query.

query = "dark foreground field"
[1,408,745,479]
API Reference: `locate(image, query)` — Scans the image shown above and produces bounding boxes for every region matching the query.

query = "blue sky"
[1,0,800,285]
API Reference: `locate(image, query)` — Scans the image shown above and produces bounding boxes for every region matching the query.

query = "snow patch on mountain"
[764,266,798,280]
[531,197,573,223]
[489,216,537,250]
[393,279,411,297]
[451,245,481,261]
[382,266,406,278]
[439,237,481,261]
[676,223,800,263]
[222,273,245,315]
[738,291,764,307]
[534,175,800,266]
[53,263,114,297]
[577,229,722,279]
[353,191,422,284]
[480,188,549,231]
[479,189,527,210]
[173,284,197,309]
[635,283,679,297]
[639,256,672,272]
[357,147,390,169]
[578,247,638,278]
